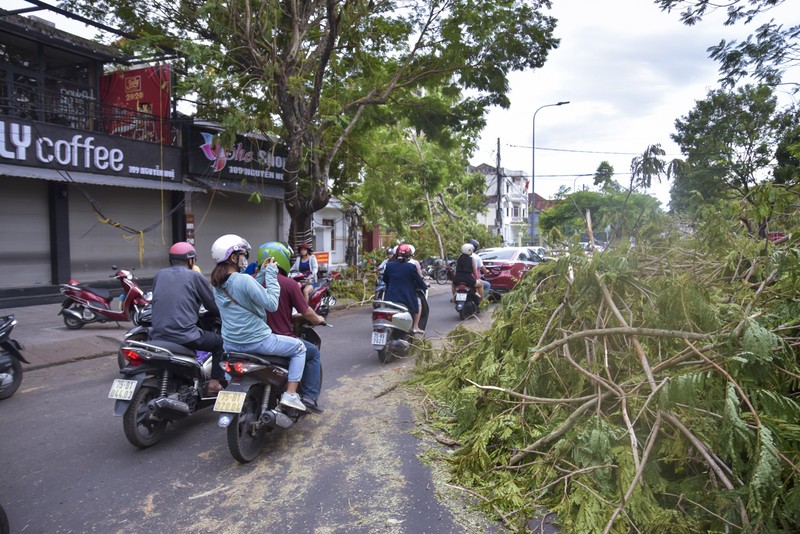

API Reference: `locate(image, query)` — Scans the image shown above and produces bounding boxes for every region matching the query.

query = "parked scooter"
[453,282,481,320]
[58,266,150,330]
[371,288,429,363]
[109,338,220,448]
[215,320,328,464]
[0,314,27,401]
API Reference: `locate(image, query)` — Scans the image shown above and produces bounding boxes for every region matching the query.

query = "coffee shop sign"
[199,132,285,173]
[1,120,124,171]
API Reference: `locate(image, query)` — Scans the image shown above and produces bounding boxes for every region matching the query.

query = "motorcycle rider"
[257,242,326,414]
[210,234,307,412]
[468,239,491,298]
[291,242,318,302]
[377,247,395,274]
[452,242,483,300]
[383,243,428,334]
[150,242,225,395]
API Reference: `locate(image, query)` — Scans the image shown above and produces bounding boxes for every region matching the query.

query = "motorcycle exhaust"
[149,397,191,417]
[273,410,294,428]
[61,307,87,322]
[389,338,410,355]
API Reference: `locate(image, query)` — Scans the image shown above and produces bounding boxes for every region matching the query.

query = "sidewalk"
[1,302,128,371]
[3,282,456,371]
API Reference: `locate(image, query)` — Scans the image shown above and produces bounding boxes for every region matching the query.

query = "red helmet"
[299,242,313,253]
[395,243,412,261]
[169,242,197,261]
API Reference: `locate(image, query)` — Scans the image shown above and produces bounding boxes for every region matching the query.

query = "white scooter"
[370,288,429,363]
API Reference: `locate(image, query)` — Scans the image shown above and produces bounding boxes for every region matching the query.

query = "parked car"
[477,246,547,294]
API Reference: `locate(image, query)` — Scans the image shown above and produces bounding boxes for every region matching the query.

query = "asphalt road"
[0,287,505,533]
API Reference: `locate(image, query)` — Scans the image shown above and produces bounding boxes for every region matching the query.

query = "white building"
[471,163,532,246]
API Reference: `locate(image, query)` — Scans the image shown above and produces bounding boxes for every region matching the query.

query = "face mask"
[238,257,249,273]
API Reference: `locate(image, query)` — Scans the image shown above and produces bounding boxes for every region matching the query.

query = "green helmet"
[257,241,292,274]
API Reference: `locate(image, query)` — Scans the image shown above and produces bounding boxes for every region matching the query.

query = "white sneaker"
[280,391,306,411]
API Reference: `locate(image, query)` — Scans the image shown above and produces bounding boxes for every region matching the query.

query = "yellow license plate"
[213,391,247,413]
[108,379,137,400]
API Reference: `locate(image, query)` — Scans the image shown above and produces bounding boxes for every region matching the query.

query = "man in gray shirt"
[151,242,225,395]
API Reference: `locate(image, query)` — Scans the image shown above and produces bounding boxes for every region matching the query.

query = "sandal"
[412,328,425,335]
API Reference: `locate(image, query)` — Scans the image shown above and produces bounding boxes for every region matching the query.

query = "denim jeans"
[224,334,306,382]
[297,338,321,402]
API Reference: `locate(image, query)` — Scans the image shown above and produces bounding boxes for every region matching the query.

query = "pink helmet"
[395,243,412,261]
[169,242,197,261]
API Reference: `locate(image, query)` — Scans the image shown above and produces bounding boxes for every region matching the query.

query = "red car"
[477,247,547,294]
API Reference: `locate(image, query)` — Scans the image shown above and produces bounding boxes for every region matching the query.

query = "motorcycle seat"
[144,339,198,358]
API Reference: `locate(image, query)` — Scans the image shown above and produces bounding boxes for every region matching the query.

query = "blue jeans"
[297,339,321,402]
[224,334,306,383]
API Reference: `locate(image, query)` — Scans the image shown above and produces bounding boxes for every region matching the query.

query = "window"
[512,205,520,218]
[323,218,335,251]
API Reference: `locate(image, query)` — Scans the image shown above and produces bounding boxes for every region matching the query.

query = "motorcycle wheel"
[62,306,85,330]
[228,385,268,463]
[123,385,168,448]
[0,356,22,400]
[118,331,148,369]
[435,269,449,285]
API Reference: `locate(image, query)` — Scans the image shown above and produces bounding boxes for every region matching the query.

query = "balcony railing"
[0,83,178,145]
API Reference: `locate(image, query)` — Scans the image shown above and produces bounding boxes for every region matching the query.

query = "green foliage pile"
[413,214,800,532]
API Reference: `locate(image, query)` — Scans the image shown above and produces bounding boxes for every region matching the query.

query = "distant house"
[470,163,540,246]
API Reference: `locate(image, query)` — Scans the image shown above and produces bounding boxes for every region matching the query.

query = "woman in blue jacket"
[209,234,307,412]
[383,243,428,334]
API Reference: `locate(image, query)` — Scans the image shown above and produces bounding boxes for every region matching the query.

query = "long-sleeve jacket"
[213,266,280,345]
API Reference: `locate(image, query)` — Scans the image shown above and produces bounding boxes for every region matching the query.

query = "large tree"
[63,0,559,248]
[670,84,782,208]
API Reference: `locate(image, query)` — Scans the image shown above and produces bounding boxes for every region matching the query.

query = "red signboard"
[100,65,171,143]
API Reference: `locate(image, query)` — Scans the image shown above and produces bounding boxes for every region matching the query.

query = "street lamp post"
[530,100,570,245]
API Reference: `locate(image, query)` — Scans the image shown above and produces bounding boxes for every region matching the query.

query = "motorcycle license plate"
[108,379,137,400]
[213,391,247,413]
[371,331,387,346]
[455,293,467,302]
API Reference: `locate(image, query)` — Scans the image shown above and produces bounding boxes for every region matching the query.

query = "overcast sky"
[471,0,798,207]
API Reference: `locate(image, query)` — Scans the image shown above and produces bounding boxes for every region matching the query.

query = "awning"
[0,164,204,193]
[189,176,284,199]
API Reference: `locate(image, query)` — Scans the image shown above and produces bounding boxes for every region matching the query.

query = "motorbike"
[115,303,218,370]
[371,288,429,364]
[291,271,338,310]
[215,319,328,464]
[0,314,28,401]
[109,337,220,448]
[58,266,151,330]
[453,282,481,320]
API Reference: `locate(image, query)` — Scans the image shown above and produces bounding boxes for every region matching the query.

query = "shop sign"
[0,118,180,181]
[187,127,287,182]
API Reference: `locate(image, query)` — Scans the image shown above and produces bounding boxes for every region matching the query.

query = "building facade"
[0,13,339,305]
[471,163,532,246]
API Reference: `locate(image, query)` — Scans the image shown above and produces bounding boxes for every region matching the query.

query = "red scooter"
[58,266,151,330]
[291,270,340,316]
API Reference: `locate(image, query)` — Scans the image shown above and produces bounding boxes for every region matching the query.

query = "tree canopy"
[63,0,560,248]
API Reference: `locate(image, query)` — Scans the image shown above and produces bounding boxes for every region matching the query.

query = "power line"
[507,143,683,158]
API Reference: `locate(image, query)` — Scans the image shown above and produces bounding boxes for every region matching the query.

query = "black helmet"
[468,239,480,252]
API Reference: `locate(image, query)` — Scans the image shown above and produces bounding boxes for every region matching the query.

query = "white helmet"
[461,243,474,255]
[408,244,416,256]
[211,234,251,264]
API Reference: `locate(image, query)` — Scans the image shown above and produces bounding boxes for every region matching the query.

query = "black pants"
[184,330,225,380]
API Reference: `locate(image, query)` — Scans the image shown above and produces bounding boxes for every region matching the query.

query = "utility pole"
[496,138,503,244]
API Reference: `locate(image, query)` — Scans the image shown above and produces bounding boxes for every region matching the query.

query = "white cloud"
[471,0,798,207]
